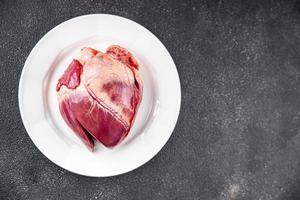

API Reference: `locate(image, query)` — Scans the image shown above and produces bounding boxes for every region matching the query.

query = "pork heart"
[56,45,143,151]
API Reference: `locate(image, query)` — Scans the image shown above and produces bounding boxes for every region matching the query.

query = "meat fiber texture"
[56,45,143,151]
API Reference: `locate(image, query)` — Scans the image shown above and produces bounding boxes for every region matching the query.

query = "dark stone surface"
[1,0,300,199]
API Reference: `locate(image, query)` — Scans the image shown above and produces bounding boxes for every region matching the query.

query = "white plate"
[18,14,181,177]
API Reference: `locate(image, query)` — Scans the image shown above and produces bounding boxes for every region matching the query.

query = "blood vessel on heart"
[56,45,143,151]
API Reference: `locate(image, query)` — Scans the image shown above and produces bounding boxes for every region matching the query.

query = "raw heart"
[56,45,143,151]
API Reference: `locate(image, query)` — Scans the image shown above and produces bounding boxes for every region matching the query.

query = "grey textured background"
[1,0,300,199]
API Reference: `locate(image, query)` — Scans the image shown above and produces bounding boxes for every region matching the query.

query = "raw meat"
[56,45,143,151]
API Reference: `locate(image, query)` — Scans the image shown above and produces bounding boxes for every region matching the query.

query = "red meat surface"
[57,45,143,151]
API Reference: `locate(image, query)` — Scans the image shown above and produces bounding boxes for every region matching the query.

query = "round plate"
[19,14,181,177]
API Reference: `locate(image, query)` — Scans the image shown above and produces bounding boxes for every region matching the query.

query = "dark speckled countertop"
[1,0,300,199]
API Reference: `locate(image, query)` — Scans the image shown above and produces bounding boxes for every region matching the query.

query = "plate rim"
[18,13,181,177]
